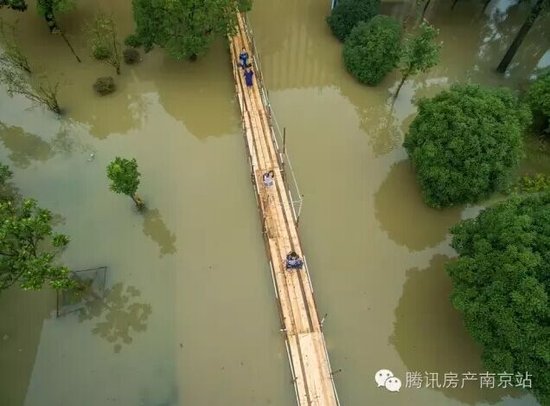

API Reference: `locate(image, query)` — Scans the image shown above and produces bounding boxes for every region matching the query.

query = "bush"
[403,84,531,208]
[124,34,142,48]
[326,0,380,42]
[447,193,550,406]
[526,69,550,134]
[123,48,140,65]
[343,16,402,86]
[92,44,111,61]
[93,76,116,96]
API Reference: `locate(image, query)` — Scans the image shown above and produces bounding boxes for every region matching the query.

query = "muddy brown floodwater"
[0,0,548,405]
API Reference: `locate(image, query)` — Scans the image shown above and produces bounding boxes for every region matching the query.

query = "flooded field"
[0,0,548,405]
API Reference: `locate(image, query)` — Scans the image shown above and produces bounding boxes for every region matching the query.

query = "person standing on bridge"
[263,170,275,187]
[285,251,303,270]
[239,47,250,69]
[244,67,254,88]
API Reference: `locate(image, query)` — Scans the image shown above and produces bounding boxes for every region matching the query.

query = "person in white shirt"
[262,170,275,187]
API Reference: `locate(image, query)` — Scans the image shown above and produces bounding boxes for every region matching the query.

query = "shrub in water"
[326,0,380,42]
[92,44,111,61]
[123,48,140,65]
[124,34,142,48]
[343,16,402,86]
[93,76,116,96]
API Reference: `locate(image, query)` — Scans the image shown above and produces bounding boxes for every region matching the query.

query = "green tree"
[497,0,549,73]
[395,21,441,99]
[130,0,250,60]
[342,16,402,86]
[87,13,121,75]
[447,193,550,405]
[107,157,144,209]
[403,84,531,208]
[0,19,31,73]
[0,165,73,291]
[326,0,380,42]
[526,69,550,134]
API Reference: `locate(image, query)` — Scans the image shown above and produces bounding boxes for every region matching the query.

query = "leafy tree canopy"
[526,69,550,133]
[326,0,380,42]
[447,193,550,405]
[107,157,140,197]
[130,0,250,60]
[399,21,440,80]
[0,165,73,292]
[343,16,402,86]
[404,84,531,208]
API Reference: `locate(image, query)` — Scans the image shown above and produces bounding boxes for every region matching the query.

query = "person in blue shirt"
[285,251,303,270]
[239,48,249,68]
[244,67,254,88]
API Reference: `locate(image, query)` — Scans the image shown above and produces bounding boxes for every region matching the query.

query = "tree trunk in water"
[482,0,491,13]
[421,0,431,21]
[496,0,544,73]
[60,31,81,63]
[132,194,145,210]
[394,74,408,101]
[451,0,459,10]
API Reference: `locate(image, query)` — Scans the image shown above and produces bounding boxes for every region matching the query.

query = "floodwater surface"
[0,0,548,405]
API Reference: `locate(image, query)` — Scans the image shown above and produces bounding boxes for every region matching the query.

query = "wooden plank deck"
[229,14,340,406]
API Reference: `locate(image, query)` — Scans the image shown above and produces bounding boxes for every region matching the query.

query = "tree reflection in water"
[79,283,152,353]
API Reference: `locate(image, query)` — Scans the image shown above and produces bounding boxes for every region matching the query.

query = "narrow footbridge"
[229,14,340,406]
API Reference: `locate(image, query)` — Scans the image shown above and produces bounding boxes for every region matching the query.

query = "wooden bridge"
[229,14,340,406]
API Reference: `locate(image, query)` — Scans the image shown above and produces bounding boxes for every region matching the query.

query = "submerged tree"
[0,18,31,73]
[87,13,121,75]
[130,0,251,60]
[0,0,27,11]
[394,21,440,100]
[447,193,550,405]
[107,157,144,210]
[0,0,81,62]
[497,0,549,73]
[326,0,380,42]
[403,84,530,208]
[0,165,74,292]
[343,16,402,86]
[0,62,61,114]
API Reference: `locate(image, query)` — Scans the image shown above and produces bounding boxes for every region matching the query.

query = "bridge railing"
[241,14,304,225]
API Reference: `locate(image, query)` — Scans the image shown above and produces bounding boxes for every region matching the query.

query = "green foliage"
[124,34,142,48]
[447,193,550,405]
[87,13,121,75]
[399,21,441,82]
[526,69,550,133]
[130,0,246,60]
[0,0,28,11]
[403,84,531,208]
[107,157,143,208]
[0,18,31,73]
[511,174,550,194]
[342,16,402,86]
[36,0,74,16]
[326,0,380,42]
[237,0,252,12]
[0,162,15,202]
[0,197,74,291]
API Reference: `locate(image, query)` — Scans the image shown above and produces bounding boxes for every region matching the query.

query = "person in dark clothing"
[239,48,249,68]
[285,251,303,270]
[244,68,254,87]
